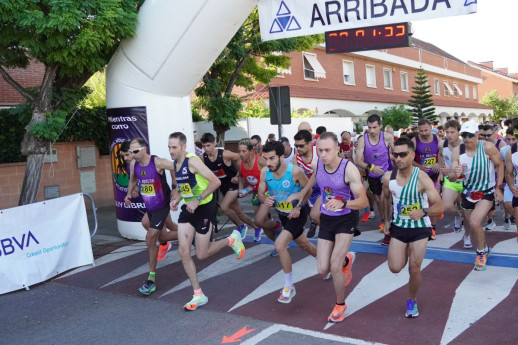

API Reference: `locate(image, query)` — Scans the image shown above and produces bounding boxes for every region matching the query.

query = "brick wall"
[0,60,45,106]
[0,141,114,210]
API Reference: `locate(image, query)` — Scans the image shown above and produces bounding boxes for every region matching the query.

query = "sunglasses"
[393,151,410,158]
[479,134,492,138]
[294,142,309,148]
[130,147,146,154]
[460,132,476,139]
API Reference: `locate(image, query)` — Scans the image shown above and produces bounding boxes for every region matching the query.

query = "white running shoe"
[484,221,496,231]
[454,216,463,232]
[368,210,375,219]
[504,218,511,231]
[277,285,296,303]
[463,235,472,249]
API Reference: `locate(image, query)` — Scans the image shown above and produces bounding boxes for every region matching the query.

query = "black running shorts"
[178,198,217,235]
[277,205,308,240]
[147,206,171,230]
[389,224,431,243]
[367,175,383,195]
[318,211,359,242]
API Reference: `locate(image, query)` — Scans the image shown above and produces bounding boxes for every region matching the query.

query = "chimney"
[479,61,494,69]
[495,68,509,75]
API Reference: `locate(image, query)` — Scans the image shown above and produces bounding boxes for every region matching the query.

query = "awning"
[443,81,454,94]
[304,53,326,79]
[453,83,463,96]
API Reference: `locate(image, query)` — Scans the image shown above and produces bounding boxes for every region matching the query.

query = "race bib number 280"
[141,184,156,197]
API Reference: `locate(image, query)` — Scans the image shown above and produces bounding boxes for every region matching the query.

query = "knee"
[274,242,285,253]
[310,212,320,224]
[408,263,421,277]
[388,262,403,274]
[317,264,329,276]
[196,252,208,261]
[178,245,191,259]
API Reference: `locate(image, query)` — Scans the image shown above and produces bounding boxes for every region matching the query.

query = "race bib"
[422,157,436,166]
[180,183,194,198]
[275,200,294,213]
[323,196,344,212]
[140,184,156,197]
[469,191,484,201]
[397,202,421,217]
[214,169,227,178]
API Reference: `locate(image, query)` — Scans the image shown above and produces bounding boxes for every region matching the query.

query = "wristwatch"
[196,195,203,202]
[422,208,429,217]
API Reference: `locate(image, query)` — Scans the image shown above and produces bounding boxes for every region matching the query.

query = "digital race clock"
[325,22,411,54]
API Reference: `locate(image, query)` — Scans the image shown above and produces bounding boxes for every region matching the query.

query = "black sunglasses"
[294,142,309,148]
[479,133,492,138]
[460,132,476,139]
[393,151,410,158]
[130,147,146,154]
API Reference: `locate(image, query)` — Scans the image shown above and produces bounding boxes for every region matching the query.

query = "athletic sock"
[227,236,235,246]
[194,288,203,296]
[284,272,293,287]
[336,302,345,306]
[148,272,156,282]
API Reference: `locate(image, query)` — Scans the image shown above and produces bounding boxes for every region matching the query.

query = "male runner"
[339,131,354,160]
[280,136,295,163]
[255,141,317,304]
[200,133,256,238]
[355,114,394,240]
[501,128,517,230]
[382,137,443,318]
[124,138,179,295]
[412,118,440,240]
[288,132,368,322]
[505,133,518,227]
[449,121,503,271]
[169,132,245,310]
[250,135,263,157]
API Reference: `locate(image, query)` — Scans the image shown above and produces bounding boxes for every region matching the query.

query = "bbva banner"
[0,194,94,294]
[258,0,477,41]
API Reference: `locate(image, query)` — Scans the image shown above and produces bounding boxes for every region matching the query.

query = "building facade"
[468,61,518,99]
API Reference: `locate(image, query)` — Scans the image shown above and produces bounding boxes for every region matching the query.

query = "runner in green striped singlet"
[448,121,504,271]
[382,137,443,318]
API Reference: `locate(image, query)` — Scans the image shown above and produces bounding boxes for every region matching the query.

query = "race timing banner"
[258,0,477,41]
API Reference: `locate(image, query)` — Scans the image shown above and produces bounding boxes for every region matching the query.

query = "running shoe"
[270,249,279,257]
[438,213,444,220]
[254,228,263,242]
[328,303,347,323]
[504,218,511,231]
[183,293,208,311]
[307,221,318,238]
[361,211,370,222]
[484,246,492,258]
[342,252,356,286]
[322,272,331,280]
[237,224,248,240]
[474,252,487,271]
[429,228,436,240]
[369,210,375,219]
[138,280,156,295]
[511,216,516,224]
[378,222,384,232]
[229,230,245,260]
[381,234,391,246]
[405,299,419,318]
[277,285,296,303]
[453,216,463,233]
[484,221,496,231]
[157,242,171,262]
[463,235,472,249]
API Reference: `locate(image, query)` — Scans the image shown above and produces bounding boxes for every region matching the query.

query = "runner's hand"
[494,188,503,203]
[324,198,343,212]
[430,163,440,174]
[384,221,390,235]
[231,176,239,184]
[510,185,518,197]
[264,195,275,207]
[288,206,300,219]
[286,192,303,204]
[453,165,463,178]
[185,199,200,213]
[372,165,384,176]
[124,194,132,206]
[408,209,425,221]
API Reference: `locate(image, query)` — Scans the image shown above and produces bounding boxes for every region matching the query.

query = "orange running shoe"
[342,252,356,286]
[438,213,444,220]
[378,223,385,232]
[328,303,347,323]
[361,212,370,222]
[157,242,171,262]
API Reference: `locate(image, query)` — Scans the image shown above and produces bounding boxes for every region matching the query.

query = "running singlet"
[203,148,237,184]
[175,153,212,205]
[265,164,302,213]
[340,142,354,160]
[442,139,453,169]
[510,143,518,185]
[459,141,496,198]
[415,134,439,180]
[363,131,392,178]
[240,156,261,193]
[295,146,320,197]
[390,167,431,228]
[134,156,171,212]
[316,158,352,216]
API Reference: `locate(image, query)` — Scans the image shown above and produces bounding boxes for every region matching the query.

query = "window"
[473,86,478,100]
[444,81,454,97]
[276,66,291,77]
[434,78,440,95]
[343,60,355,85]
[465,85,470,99]
[400,72,409,92]
[453,82,462,98]
[366,65,376,87]
[303,53,326,81]
[383,68,393,89]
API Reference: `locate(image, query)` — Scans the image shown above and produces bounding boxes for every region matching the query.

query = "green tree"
[194,8,323,144]
[408,68,437,123]
[480,90,518,122]
[381,105,413,131]
[83,70,107,109]
[238,100,269,118]
[0,1,140,205]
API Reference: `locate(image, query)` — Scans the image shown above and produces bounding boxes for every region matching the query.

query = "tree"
[0,1,140,205]
[381,105,413,130]
[480,90,518,122]
[408,68,437,123]
[194,8,323,145]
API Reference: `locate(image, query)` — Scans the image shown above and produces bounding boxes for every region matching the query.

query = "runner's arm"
[125,161,137,204]
[291,165,310,207]
[257,167,268,204]
[354,136,369,170]
[447,146,461,182]
[343,162,368,210]
[485,142,504,187]
[381,171,392,233]
[418,171,444,217]
[189,156,221,200]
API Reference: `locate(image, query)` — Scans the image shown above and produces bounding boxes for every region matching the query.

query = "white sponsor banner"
[0,193,94,294]
[258,0,477,41]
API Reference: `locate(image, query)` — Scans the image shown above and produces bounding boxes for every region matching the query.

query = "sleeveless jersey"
[316,158,352,216]
[415,134,439,179]
[134,156,171,212]
[175,153,212,205]
[203,148,237,184]
[363,131,392,178]
[340,142,354,160]
[240,156,262,193]
[283,147,295,164]
[390,167,431,228]
[510,143,518,185]
[442,139,453,168]
[460,141,495,194]
[295,145,320,197]
[265,164,302,213]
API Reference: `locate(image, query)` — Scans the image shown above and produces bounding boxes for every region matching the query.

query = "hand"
[131,188,139,198]
[124,195,132,206]
[170,195,180,211]
[185,199,200,213]
[231,176,239,184]
[408,209,425,221]
[440,166,451,176]
[384,221,390,235]
[264,196,275,207]
[430,163,440,174]
[453,165,463,178]
[510,185,518,197]
[324,197,344,212]
[420,165,430,173]
[372,165,384,176]
[494,188,503,203]
[286,192,302,204]
[287,206,301,219]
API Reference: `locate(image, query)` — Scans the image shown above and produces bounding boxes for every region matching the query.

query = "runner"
[288,132,368,322]
[500,128,517,230]
[280,136,295,163]
[254,140,317,304]
[200,133,256,238]
[449,121,503,271]
[124,138,179,295]
[339,131,354,160]
[412,118,440,240]
[382,137,443,318]
[504,132,518,229]
[250,135,263,157]
[355,114,394,243]
[169,132,245,310]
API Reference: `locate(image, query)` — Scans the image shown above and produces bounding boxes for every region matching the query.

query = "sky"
[411,0,517,73]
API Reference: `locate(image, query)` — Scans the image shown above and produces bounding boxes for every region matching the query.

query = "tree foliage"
[480,90,518,122]
[407,68,437,123]
[194,7,323,144]
[381,104,413,131]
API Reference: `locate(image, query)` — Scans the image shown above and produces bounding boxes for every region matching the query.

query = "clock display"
[325,22,410,54]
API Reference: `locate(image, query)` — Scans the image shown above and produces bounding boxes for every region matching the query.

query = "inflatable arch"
[106,0,257,239]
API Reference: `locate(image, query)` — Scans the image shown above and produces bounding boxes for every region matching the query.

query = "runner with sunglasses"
[449,121,504,271]
[382,137,443,318]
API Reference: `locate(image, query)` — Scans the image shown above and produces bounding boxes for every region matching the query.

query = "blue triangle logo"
[270,19,283,34]
[277,1,291,16]
[269,1,301,34]
[287,17,301,31]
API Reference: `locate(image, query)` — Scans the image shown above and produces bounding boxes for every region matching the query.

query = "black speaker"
[269,86,291,125]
